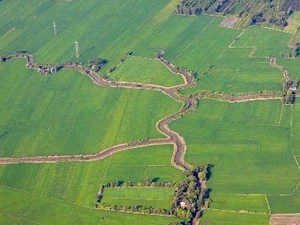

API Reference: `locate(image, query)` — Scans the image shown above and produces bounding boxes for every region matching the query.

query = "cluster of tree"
[174,0,299,28]
[282,0,300,11]
[174,0,211,16]
[156,49,165,58]
[283,79,299,104]
[169,165,212,225]
[97,203,172,215]
[102,179,175,189]
[86,57,107,72]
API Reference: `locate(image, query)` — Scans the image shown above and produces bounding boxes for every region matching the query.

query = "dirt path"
[269,57,290,82]
[0,53,285,172]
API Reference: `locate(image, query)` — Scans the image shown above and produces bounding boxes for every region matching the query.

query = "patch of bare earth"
[220,17,239,29]
[271,214,300,225]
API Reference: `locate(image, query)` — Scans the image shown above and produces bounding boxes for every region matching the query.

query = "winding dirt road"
[0,53,286,171]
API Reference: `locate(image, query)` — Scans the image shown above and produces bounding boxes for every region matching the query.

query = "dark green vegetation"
[0,0,300,224]
[283,79,299,104]
[174,0,300,28]
[170,165,211,225]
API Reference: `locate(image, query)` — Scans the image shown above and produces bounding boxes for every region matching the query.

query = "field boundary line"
[265,194,272,215]
[261,26,293,34]
[32,163,46,193]
[173,17,216,61]
[0,183,95,211]
[0,212,43,225]
[291,181,300,195]
[0,27,15,39]
[293,155,300,170]
[207,208,269,215]
[290,105,293,136]
[0,0,21,18]
[228,28,247,48]
[277,103,284,126]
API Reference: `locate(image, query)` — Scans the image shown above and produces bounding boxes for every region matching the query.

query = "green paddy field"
[0,0,299,224]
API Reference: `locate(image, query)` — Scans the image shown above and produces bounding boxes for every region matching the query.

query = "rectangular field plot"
[271,214,300,225]
[101,187,174,209]
[210,194,269,213]
[268,193,300,214]
[201,210,270,225]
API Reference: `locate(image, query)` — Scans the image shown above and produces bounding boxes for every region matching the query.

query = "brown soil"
[220,17,240,29]
[270,214,300,225]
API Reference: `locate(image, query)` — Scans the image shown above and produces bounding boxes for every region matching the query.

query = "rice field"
[0,0,299,224]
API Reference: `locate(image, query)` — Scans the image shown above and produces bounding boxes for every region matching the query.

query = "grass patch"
[101,187,173,209]
[210,194,269,213]
[201,210,270,225]
[109,56,183,86]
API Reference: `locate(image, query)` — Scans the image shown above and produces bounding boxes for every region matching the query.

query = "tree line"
[174,0,299,28]
[283,79,299,104]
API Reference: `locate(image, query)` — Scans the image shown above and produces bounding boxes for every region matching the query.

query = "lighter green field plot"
[101,187,174,208]
[171,99,299,212]
[0,186,178,225]
[201,210,270,225]
[0,60,181,157]
[210,194,269,213]
[232,26,291,57]
[109,56,183,86]
[0,145,183,207]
